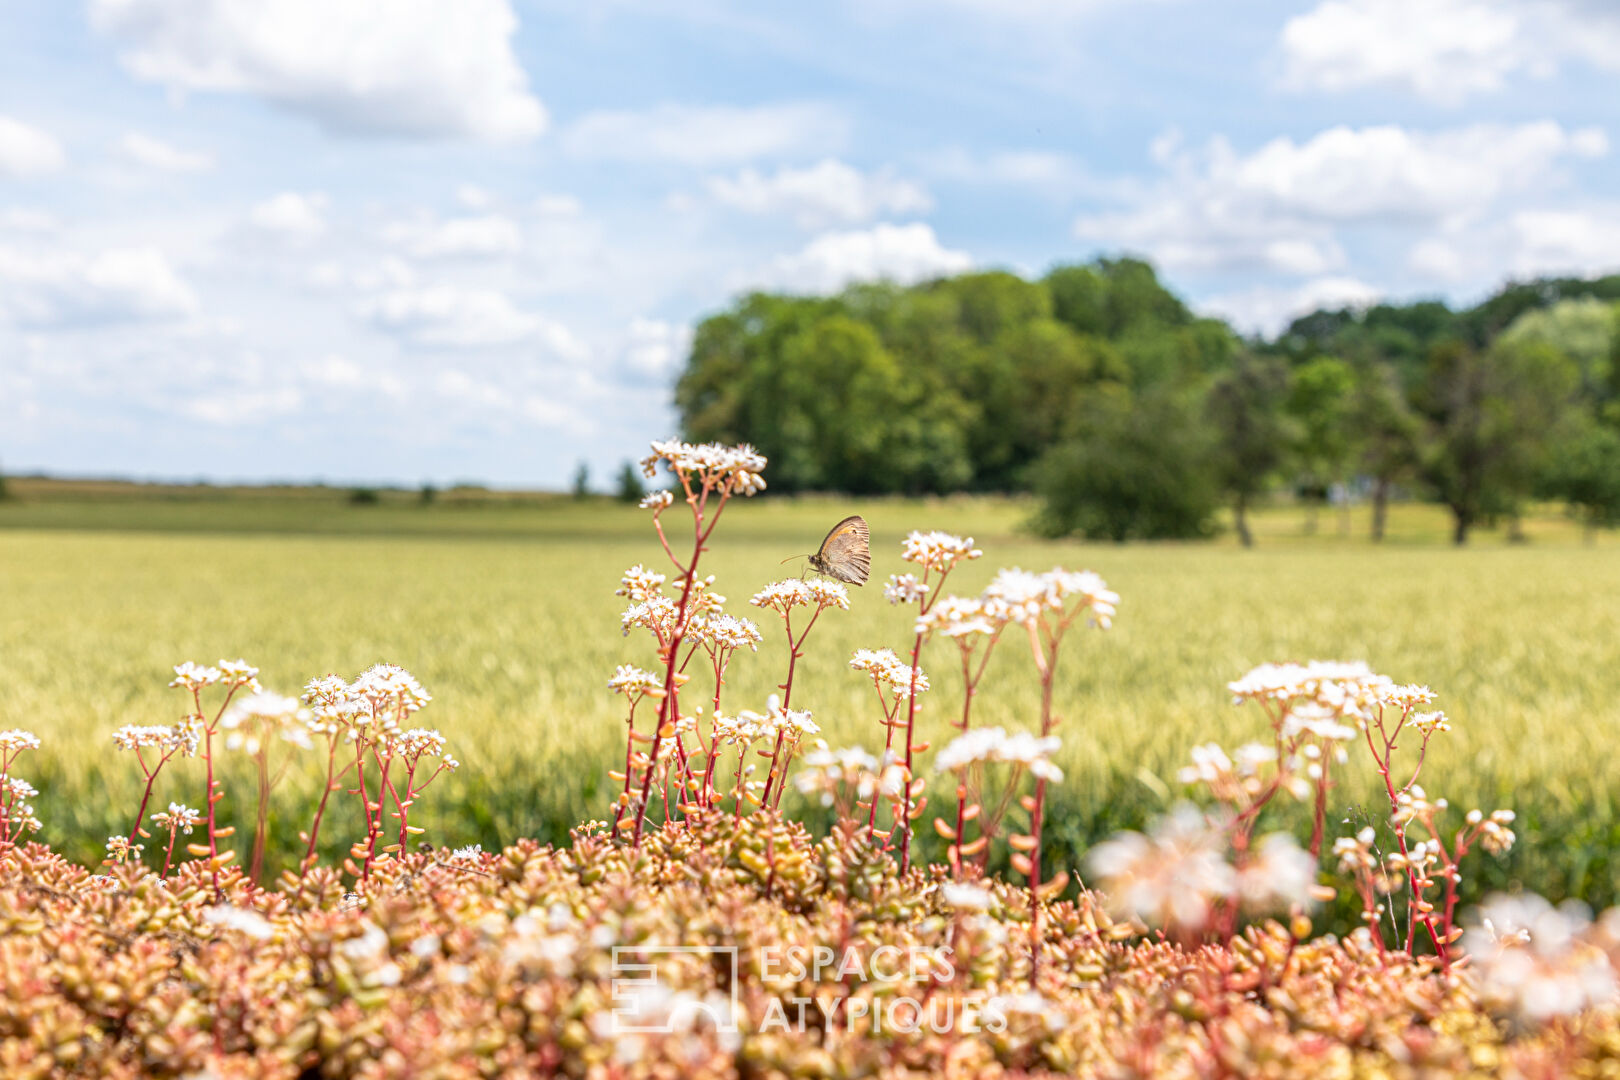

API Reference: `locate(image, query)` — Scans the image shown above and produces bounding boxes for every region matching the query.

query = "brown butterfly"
[805,515,871,585]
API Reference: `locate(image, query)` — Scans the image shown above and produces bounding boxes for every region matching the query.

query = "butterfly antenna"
[779,553,810,565]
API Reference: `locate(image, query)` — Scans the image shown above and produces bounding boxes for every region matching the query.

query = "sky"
[2,0,1618,488]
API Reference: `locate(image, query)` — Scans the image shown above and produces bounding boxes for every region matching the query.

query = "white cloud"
[361,285,584,353]
[89,0,546,141]
[117,132,214,172]
[1200,277,1383,336]
[0,116,66,177]
[760,222,973,294]
[704,159,932,228]
[562,102,846,165]
[1075,121,1606,275]
[300,353,406,398]
[534,194,583,218]
[0,245,200,327]
[1280,0,1620,104]
[248,192,327,238]
[382,214,522,258]
[622,317,692,378]
[1508,208,1620,278]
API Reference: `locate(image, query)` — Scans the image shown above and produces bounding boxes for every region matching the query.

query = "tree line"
[675,259,1620,544]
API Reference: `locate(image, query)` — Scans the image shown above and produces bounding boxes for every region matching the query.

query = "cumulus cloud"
[248,192,327,238]
[760,222,973,294]
[1075,121,1606,275]
[1410,206,1620,284]
[382,214,523,259]
[0,116,66,177]
[704,159,932,228]
[0,245,200,327]
[117,132,214,172]
[622,317,693,378]
[1280,0,1620,104]
[562,102,846,165]
[89,0,546,141]
[360,285,585,354]
[1200,277,1383,336]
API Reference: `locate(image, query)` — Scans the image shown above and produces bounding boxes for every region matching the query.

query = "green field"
[2,480,1618,911]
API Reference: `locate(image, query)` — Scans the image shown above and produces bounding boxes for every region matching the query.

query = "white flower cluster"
[111,725,188,752]
[170,659,261,692]
[1465,894,1618,1024]
[1470,808,1518,856]
[152,802,202,834]
[979,567,1120,630]
[1333,827,1383,874]
[607,665,663,696]
[638,490,674,512]
[621,596,679,638]
[750,578,849,614]
[222,692,310,753]
[883,573,929,606]
[105,834,142,863]
[3,776,42,836]
[934,727,1063,782]
[793,742,904,806]
[1228,661,1428,740]
[396,728,450,761]
[1088,805,1317,933]
[914,595,997,639]
[616,564,667,602]
[1176,742,1278,800]
[641,439,767,496]
[848,648,929,699]
[352,664,432,711]
[0,729,41,753]
[688,612,762,652]
[901,530,982,574]
[713,695,819,747]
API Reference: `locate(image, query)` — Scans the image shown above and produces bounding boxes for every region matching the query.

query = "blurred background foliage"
[675,258,1620,544]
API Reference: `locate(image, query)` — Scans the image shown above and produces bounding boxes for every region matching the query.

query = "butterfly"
[805,515,871,585]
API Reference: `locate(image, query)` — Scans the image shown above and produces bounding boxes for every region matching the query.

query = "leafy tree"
[571,461,590,500]
[1418,340,1578,544]
[1541,415,1620,542]
[1031,385,1217,541]
[615,461,646,504]
[1348,361,1423,542]
[1206,353,1290,547]
[1500,297,1617,401]
[1286,356,1356,535]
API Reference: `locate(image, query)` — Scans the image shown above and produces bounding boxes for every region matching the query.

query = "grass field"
[2,479,1618,912]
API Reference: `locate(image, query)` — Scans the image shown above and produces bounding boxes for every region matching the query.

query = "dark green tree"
[571,461,590,500]
[1541,416,1620,542]
[1349,361,1423,542]
[1418,340,1578,544]
[1286,356,1356,535]
[616,461,646,504]
[1207,353,1291,547]
[1031,385,1218,541]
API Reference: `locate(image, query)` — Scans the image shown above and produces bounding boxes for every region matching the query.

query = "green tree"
[1500,297,1617,402]
[1031,385,1218,541]
[1418,340,1578,544]
[616,461,646,504]
[1286,356,1356,535]
[1207,354,1291,547]
[571,461,590,500]
[1349,361,1423,542]
[1541,416,1620,542]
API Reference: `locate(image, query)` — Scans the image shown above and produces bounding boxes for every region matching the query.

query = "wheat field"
[2,487,1617,908]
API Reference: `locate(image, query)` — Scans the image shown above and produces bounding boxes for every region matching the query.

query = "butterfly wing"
[816,515,870,585]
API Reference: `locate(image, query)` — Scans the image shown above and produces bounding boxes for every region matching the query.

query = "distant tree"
[349,487,380,506]
[1286,356,1356,535]
[615,461,646,504]
[1206,354,1291,547]
[0,458,8,501]
[419,483,438,504]
[1031,386,1218,542]
[1348,361,1423,542]
[1541,416,1620,542]
[1418,340,1578,544]
[1500,297,1617,401]
[572,461,591,500]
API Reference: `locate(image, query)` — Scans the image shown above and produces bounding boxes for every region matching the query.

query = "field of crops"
[2,481,1618,911]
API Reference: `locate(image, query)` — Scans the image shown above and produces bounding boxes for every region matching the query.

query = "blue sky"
[2,0,1618,487]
